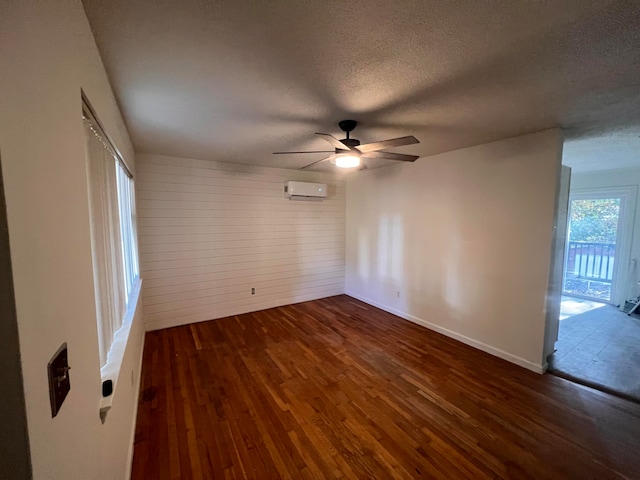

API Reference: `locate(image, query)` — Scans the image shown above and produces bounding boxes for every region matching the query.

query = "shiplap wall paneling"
[137,154,346,330]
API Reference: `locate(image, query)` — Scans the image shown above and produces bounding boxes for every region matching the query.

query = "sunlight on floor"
[560,295,606,320]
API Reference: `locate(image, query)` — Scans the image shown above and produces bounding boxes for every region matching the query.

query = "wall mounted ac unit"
[284,181,327,201]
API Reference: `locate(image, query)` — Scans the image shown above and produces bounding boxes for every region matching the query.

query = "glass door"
[562,194,624,303]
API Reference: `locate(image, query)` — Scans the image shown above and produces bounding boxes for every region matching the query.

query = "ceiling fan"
[273,120,420,170]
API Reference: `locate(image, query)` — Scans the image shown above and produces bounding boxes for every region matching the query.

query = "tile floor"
[549,296,640,402]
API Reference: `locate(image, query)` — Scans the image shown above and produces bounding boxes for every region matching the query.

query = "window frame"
[82,99,140,370]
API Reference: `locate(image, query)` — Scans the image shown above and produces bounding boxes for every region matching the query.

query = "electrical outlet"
[251,287,255,295]
[397,291,400,298]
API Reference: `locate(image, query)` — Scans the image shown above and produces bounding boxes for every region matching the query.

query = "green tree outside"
[569,198,620,243]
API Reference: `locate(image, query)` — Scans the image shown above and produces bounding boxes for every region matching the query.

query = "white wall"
[346,130,563,372]
[569,167,640,304]
[0,1,144,478]
[138,154,346,330]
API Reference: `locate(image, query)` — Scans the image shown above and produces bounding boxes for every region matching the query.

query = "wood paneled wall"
[137,154,346,330]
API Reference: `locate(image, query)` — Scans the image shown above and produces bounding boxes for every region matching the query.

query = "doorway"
[549,186,640,403]
[0,154,32,477]
[562,188,635,305]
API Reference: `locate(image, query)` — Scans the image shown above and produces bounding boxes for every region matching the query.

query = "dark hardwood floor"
[131,295,640,479]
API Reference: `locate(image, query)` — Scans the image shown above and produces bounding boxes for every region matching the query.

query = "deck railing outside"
[565,241,615,283]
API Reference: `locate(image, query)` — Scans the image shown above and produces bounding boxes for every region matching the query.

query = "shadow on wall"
[354,168,476,327]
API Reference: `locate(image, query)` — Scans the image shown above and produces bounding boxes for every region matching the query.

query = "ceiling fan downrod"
[338,119,357,140]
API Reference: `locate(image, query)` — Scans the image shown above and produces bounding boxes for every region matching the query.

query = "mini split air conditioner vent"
[284,181,327,201]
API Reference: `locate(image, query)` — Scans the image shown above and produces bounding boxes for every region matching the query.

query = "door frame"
[563,186,637,306]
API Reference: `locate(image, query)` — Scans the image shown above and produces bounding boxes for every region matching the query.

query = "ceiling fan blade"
[300,155,335,170]
[273,150,334,155]
[316,133,353,150]
[362,151,419,162]
[356,135,419,153]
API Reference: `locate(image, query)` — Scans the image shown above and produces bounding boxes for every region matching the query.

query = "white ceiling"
[563,129,640,173]
[82,0,640,172]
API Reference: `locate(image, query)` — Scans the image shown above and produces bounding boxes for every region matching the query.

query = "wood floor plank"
[132,295,640,479]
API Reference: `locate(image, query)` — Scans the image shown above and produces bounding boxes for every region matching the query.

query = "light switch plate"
[47,343,70,418]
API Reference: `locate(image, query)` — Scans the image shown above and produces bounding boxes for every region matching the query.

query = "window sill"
[99,278,142,423]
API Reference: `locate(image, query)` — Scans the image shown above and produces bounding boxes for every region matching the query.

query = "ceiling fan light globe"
[334,154,361,168]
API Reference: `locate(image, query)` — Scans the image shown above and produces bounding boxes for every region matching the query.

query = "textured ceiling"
[563,129,640,173]
[82,0,640,172]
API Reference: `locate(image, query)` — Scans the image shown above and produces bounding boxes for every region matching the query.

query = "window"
[116,161,139,298]
[84,107,139,367]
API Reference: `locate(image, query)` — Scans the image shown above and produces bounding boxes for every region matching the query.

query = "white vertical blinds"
[84,116,139,367]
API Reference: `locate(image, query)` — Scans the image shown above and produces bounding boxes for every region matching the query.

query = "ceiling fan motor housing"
[338,138,361,150]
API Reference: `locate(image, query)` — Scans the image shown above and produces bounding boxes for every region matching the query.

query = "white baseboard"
[345,291,545,374]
